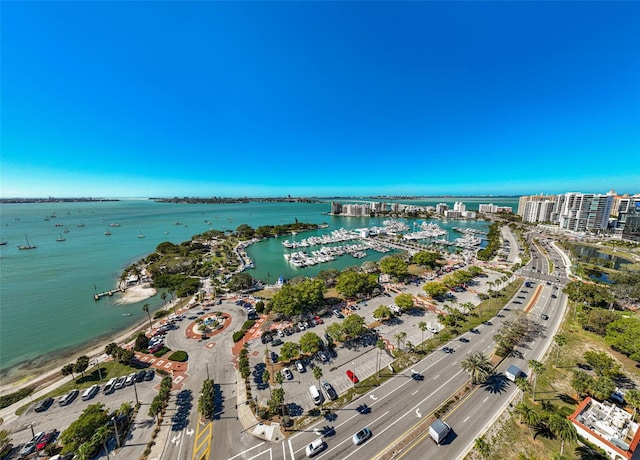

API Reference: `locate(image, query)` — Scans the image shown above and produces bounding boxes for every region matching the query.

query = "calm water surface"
[0,197,517,380]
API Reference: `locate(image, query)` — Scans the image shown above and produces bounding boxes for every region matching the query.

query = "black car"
[135,370,147,382]
[271,338,283,346]
[144,369,155,381]
[541,314,549,320]
[34,397,54,413]
[321,380,338,400]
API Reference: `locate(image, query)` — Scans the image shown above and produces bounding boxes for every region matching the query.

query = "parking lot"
[5,368,161,459]
[245,267,506,414]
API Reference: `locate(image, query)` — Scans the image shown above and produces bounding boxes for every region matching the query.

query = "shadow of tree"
[574,445,608,460]
[171,389,192,431]
[480,374,510,394]
[287,402,304,417]
[533,422,554,440]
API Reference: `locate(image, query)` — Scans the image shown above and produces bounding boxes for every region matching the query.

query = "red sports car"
[346,370,359,383]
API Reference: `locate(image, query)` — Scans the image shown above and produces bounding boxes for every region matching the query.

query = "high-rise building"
[435,203,448,215]
[518,195,558,223]
[558,192,614,232]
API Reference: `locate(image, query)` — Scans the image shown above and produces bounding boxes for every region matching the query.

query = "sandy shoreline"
[115,284,157,304]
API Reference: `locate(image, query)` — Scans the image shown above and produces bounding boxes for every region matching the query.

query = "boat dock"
[94,288,123,301]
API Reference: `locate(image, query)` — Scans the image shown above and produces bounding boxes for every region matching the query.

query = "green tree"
[418,321,427,351]
[423,281,448,300]
[605,317,640,362]
[394,331,407,350]
[73,355,90,378]
[583,351,620,377]
[591,376,616,401]
[395,293,414,312]
[61,363,76,381]
[198,379,215,419]
[411,251,442,269]
[134,332,150,352]
[571,371,594,400]
[379,255,408,280]
[59,403,109,454]
[528,360,545,401]
[279,342,300,362]
[274,370,284,388]
[227,272,255,291]
[143,303,152,331]
[0,430,11,453]
[625,389,640,420]
[299,332,322,355]
[268,388,285,415]
[474,435,492,459]
[461,352,492,384]
[325,322,346,342]
[313,366,323,388]
[335,271,378,299]
[515,377,532,402]
[553,334,567,368]
[342,314,366,339]
[373,305,392,321]
[549,414,578,456]
[514,402,539,437]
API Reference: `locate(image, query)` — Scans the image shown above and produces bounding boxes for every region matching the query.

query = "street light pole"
[206,361,210,381]
[112,417,121,449]
[133,379,139,405]
[28,423,39,458]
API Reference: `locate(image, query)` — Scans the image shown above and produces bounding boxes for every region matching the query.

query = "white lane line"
[483,396,489,403]
[464,415,470,423]
[228,442,266,460]
[480,338,485,343]
[288,439,295,460]
[451,362,457,366]
[433,374,440,380]
[412,389,419,396]
[317,411,391,459]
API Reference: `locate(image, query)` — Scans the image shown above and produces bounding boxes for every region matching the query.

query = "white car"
[305,438,326,457]
[296,360,306,372]
[282,368,293,380]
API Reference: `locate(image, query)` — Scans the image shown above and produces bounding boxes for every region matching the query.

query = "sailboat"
[138,230,145,238]
[18,234,36,250]
[104,229,112,236]
[56,232,66,242]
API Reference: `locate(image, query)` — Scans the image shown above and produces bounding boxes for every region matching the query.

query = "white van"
[81,384,99,401]
[309,385,323,405]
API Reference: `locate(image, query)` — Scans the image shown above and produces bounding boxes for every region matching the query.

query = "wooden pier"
[94,288,123,301]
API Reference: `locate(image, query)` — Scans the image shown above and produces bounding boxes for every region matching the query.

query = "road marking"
[433,374,440,380]
[412,389,419,396]
[480,338,485,343]
[171,434,180,445]
[451,362,457,366]
[483,396,489,403]
[416,408,422,418]
[370,394,378,401]
[464,415,470,423]
[227,441,266,460]
[288,439,295,460]
[186,428,194,436]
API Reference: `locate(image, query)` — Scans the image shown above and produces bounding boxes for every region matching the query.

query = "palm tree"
[515,377,532,402]
[553,334,567,368]
[142,303,152,331]
[460,351,492,384]
[549,414,577,456]
[528,359,545,402]
[313,366,323,388]
[514,402,539,436]
[474,435,492,459]
[394,331,407,350]
[625,389,640,421]
[274,370,284,388]
[418,321,427,351]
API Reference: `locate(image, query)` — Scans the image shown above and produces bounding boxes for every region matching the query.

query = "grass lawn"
[467,304,640,460]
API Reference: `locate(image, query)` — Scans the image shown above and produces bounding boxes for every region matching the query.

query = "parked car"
[37,429,58,451]
[125,372,137,386]
[271,338,283,346]
[135,370,147,382]
[346,370,359,383]
[296,360,306,373]
[19,432,44,457]
[352,427,372,445]
[321,380,338,400]
[34,397,54,413]
[298,322,306,331]
[115,376,127,390]
[541,314,549,320]
[282,368,293,380]
[271,351,278,363]
[144,369,155,381]
[59,389,79,406]
[277,329,285,337]
[317,351,328,362]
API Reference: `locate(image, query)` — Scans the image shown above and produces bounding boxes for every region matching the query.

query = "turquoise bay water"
[0,197,517,380]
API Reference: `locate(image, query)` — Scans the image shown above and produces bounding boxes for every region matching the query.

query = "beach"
[116,284,157,304]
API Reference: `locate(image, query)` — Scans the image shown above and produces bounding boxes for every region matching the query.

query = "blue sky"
[2,1,639,198]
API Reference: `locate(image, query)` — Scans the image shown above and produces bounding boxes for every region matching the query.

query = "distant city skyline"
[2,2,639,198]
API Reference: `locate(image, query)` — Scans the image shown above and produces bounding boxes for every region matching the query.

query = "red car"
[346,370,359,383]
[37,429,58,451]
[315,316,324,324]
